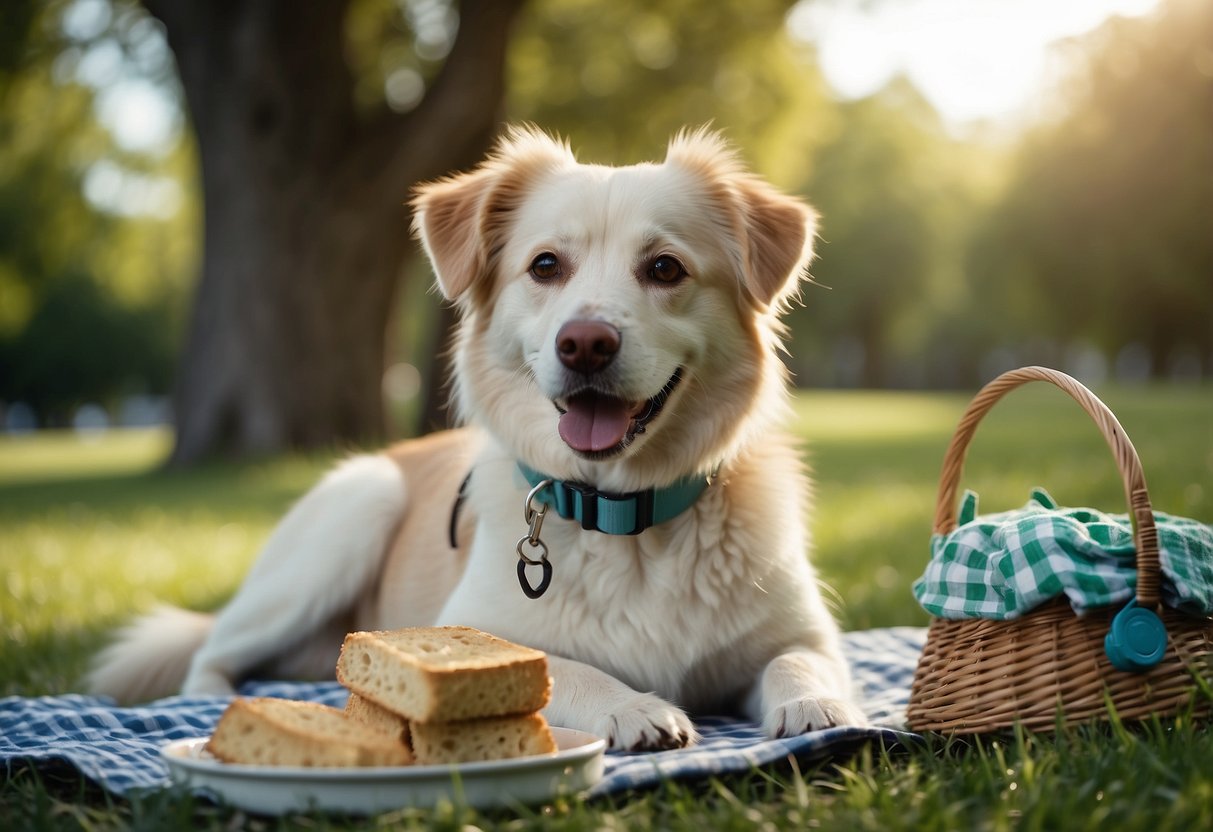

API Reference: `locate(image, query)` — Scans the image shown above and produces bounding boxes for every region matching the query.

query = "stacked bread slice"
[204,625,556,767]
[337,626,557,765]
[205,697,413,767]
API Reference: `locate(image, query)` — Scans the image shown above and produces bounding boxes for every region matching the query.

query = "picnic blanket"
[0,627,925,799]
[914,488,1213,620]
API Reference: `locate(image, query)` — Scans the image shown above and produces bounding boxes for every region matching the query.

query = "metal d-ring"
[522,479,551,525]
[517,479,553,599]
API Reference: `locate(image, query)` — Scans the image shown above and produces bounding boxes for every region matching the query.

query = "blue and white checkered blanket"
[0,628,925,797]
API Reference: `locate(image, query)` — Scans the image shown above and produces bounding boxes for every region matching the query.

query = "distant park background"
[0,0,1209,464]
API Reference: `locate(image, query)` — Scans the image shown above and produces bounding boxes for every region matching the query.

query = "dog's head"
[411,127,816,490]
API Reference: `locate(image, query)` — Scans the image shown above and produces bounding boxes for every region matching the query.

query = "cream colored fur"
[88,127,865,750]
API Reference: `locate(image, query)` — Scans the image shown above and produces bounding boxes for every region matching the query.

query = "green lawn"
[2,384,1211,830]
[795,384,1213,629]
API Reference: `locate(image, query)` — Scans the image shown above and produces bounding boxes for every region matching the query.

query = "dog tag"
[517,558,552,599]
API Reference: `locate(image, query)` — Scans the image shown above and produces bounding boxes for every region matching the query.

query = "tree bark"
[857,303,886,388]
[146,0,525,464]
[417,301,459,433]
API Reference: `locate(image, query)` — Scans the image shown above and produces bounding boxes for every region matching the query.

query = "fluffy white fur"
[88,127,865,750]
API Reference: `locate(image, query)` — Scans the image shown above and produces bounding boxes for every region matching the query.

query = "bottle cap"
[1104,599,1167,673]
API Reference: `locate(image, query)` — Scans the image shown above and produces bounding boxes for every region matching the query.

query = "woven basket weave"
[906,366,1213,733]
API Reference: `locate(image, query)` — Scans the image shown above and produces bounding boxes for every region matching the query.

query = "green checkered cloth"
[913,488,1213,620]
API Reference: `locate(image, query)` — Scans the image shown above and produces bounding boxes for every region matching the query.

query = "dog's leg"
[181,454,406,696]
[746,647,868,737]
[544,655,699,751]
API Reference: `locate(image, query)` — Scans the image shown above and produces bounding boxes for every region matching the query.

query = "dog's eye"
[529,253,561,281]
[647,255,686,284]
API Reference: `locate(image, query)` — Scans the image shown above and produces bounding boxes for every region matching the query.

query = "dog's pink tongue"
[558,393,633,453]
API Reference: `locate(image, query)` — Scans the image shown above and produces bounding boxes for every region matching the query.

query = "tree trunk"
[858,304,886,388]
[417,302,459,434]
[147,0,525,464]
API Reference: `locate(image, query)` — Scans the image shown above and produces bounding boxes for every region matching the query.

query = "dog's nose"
[556,319,621,374]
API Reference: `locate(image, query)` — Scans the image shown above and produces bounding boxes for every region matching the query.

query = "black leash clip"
[516,479,553,599]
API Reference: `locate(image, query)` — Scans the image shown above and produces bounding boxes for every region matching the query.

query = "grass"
[0,429,340,697]
[2,383,1211,829]
[795,384,1213,629]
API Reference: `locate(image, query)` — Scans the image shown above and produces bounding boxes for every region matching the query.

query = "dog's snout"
[556,319,621,374]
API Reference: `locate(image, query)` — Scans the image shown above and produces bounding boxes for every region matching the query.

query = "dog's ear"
[730,176,818,311]
[410,168,494,300]
[666,129,817,311]
[411,127,575,301]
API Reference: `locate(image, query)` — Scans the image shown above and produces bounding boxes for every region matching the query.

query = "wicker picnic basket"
[906,366,1213,733]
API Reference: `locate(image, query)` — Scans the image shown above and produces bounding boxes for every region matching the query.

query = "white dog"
[89,127,866,750]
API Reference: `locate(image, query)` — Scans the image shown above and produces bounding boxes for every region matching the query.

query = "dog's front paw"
[598,694,698,751]
[764,696,868,737]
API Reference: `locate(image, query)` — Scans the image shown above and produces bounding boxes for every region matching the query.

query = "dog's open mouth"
[554,368,683,457]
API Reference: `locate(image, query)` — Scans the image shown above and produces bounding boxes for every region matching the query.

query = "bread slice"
[344,691,411,747]
[205,697,412,767]
[411,713,557,765]
[336,625,551,722]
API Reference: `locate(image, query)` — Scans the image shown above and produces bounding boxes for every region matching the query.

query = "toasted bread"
[411,712,557,764]
[205,697,412,767]
[344,691,411,746]
[336,626,551,722]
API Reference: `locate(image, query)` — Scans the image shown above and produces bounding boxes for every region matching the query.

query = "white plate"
[161,727,606,815]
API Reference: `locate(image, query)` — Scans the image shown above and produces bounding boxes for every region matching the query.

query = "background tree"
[143,0,525,464]
[508,0,829,176]
[0,0,190,425]
[782,78,996,388]
[968,0,1213,379]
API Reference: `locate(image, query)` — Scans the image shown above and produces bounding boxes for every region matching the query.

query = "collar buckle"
[517,462,709,537]
[552,479,654,535]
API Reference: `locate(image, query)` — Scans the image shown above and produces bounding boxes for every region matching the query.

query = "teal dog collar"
[517,462,710,536]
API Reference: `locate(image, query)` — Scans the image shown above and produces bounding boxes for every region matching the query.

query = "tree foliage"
[784,78,999,388]
[0,0,193,423]
[508,0,830,185]
[968,0,1213,378]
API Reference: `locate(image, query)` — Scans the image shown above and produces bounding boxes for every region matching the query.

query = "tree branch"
[140,0,196,34]
[353,0,528,195]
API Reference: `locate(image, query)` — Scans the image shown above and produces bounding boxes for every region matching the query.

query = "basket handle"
[933,366,1161,609]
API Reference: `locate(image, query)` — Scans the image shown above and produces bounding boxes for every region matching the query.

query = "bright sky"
[787,0,1163,128]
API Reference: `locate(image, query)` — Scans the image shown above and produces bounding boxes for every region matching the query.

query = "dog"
[88,127,866,750]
